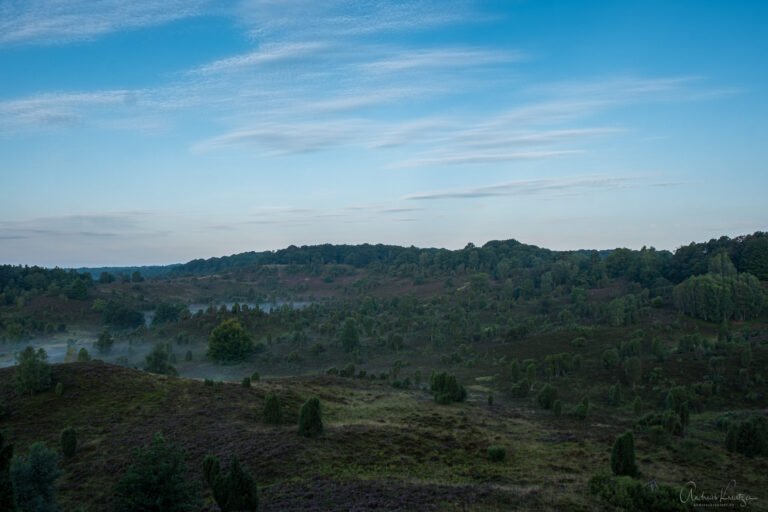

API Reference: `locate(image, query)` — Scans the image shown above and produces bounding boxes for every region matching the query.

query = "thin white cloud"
[0,212,153,238]
[0,0,211,46]
[236,0,476,40]
[361,48,525,74]
[194,120,366,154]
[394,150,583,168]
[192,42,331,75]
[405,177,635,200]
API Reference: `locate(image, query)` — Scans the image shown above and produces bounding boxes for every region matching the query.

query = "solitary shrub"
[204,379,214,387]
[241,377,251,388]
[429,372,467,404]
[487,446,506,462]
[10,442,61,512]
[297,397,323,437]
[340,363,356,378]
[185,350,193,362]
[55,382,64,397]
[572,397,590,420]
[725,415,768,458]
[14,347,52,395]
[602,348,620,369]
[263,393,282,425]
[607,383,623,406]
[94,330,114,354]
[202,454,221,489]
[638,411,683,437]
[510,380,529,398]
[610,432,637,476]
[251,372,260,382]
[212,457,259,512]
[113,433,201,512]
[208,319,253,363]
[537,383,558,410]
[77,348,91,362]
[61,428,77,458]
[145,344,178,376]
[589,471,685,511]
[553,399,562,417]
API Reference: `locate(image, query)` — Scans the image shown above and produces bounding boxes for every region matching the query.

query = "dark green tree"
[94,330,114,354]
[340,318,359,353]
[297,397,323,437]
[144,344,177,376]
[725,415,768,458]
[610,432,637,476]
[153,303,187,325]
[212,457,259,512]
[114,433,200,512]
[10,442,61,512]
[66,279,88,300]
[536,383,558,410]
[608,383,623,406]
[487,446,506,462]
[429,372,467,404]
[202,454,221,489]
[60,428,77,458]
[14,347,51,396]
[76,348,91,362]
[741,236,768,280]
[208,319,253,363]
[263,393,282,425]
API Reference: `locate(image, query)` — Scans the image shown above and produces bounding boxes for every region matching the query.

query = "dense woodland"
[0,232,767,511]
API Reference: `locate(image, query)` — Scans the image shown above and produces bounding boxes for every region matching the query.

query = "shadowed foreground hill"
[2,361,767,511]
[0,362,548,511]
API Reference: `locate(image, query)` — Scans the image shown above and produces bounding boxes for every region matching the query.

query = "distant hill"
[43,231,768,284]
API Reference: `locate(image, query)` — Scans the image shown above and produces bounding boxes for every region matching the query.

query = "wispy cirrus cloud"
[191,42,332,75]
[405,177,636,200]
[394,150,582,168]
[194,120,366,154]
[360,47,525,74]
[235,0,477,40]
[0,212,154,239]
[0,0,738,169]
[0,0,211,46]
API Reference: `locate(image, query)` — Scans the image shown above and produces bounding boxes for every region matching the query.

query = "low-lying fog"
[2,301,313,382]
[142,300,311,326]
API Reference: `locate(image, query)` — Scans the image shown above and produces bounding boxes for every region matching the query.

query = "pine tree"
[212,457,259,512]
[297,398,323,437]
[61,427,77,458]
[610,432,637,476]
[202,454,221,489]
[263,393,282,425]
[14,347,51,396]
[10,442,62,512]
[114,433,200,512]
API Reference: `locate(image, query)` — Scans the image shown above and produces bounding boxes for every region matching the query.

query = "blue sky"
[1,0,766,267]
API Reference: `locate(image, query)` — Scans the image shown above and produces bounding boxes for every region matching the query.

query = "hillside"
[0,233,767,510]
[2,361,766,511]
